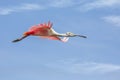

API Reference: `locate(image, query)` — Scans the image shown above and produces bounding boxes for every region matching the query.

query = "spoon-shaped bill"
[12,39,21,42]
[77,35,87,38]
[12,35,28,43]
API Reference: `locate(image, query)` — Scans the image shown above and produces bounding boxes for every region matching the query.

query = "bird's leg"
[12,35,28,43]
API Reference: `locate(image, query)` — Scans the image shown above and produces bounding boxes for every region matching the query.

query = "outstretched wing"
[40,36,61,40]
[40,36,69,42]
[29,21,53,31]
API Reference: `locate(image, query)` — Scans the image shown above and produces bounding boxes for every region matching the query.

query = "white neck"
[50,28,68,37]
[56,33,68,37]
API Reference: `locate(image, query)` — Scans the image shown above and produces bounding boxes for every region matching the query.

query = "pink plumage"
[12,21,86,43]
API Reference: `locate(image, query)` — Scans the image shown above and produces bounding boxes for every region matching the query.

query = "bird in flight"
[12,21,87,43]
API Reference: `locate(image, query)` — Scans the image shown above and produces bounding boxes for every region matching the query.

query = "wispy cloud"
[78,0,120,11]
[1,0,120,15]
[0,0,78,15]
[0,8,13,15]
[0,3,44,15]
[103,15,120,27]
[46,60,120,74]
[48,0,76,8]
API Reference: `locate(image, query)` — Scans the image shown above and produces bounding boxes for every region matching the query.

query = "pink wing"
[40,36,61,40]
[28,26,38,31]
[28,21,53,32]
[40,36,69,42]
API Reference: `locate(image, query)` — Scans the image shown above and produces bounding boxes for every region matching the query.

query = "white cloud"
[1,0,120,15]
[18,3,43,10]
[68,62,120,74]
[0,0,78,15]
[103,15,120,27]
[0,0,81,15]
[48,0,75,8]
[46,60,120,74]
[78,0,120,11]
[0,3,44,15]
[0,8,14,15]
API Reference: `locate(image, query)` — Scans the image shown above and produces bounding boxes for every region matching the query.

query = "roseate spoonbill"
[12,21,87,43]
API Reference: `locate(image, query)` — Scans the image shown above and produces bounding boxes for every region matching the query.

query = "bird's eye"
[66,32,73,35]
[66,32,70,35]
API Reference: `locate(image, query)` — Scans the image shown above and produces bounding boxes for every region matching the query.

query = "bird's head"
[66,32,75,36]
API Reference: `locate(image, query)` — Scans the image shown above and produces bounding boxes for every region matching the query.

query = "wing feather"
[28,21,53,31]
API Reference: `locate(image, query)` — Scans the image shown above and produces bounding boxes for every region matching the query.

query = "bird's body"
[12,21,87,43]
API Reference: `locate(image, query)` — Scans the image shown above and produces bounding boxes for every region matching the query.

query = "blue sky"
[0,0,120,80]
